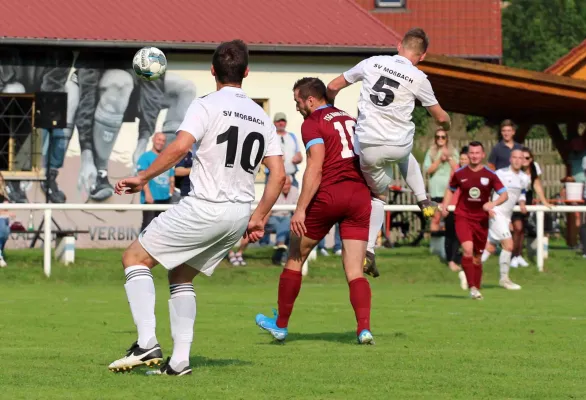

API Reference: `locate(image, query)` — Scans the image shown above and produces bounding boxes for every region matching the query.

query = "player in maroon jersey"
[440,141,508,299]
[255,77,374,344]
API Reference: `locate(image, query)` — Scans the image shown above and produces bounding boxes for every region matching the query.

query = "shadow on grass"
[424,294,468,300]
[129,356,251,376]
[259,330,407,345]
[190,355,252,369]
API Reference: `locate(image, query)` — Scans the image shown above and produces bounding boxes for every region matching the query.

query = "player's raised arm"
[326,59,367,105]
[417,77,451,132]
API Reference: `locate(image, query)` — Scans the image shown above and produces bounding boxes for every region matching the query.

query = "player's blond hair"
[402,28,429,54]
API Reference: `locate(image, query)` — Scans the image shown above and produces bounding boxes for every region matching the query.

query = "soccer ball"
[132,47,167,81]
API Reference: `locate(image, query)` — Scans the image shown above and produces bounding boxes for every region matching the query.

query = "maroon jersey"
[449,165,506,221]
[301,106,364,190]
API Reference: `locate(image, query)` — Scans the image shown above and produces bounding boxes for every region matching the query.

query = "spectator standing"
[266,112,303,187]
[423,128,459,234]
[175,148,193,198]
[488,119,523,171]
[137,133,175,231]
[513,147,552,267]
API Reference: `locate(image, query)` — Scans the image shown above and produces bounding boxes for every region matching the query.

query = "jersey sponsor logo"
[480,177,489,186]
[469,187,481,199]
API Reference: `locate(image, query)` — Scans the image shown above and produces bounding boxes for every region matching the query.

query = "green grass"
[1,246,585,399]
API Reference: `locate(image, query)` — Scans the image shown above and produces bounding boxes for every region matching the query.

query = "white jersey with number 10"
[177,86,282,204]
[343,55,438,146]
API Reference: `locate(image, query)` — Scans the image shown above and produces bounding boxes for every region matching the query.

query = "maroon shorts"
[304,181,371,242]
[455,215,489,254]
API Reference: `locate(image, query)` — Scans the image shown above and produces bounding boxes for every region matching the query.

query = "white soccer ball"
[132,47,167,81]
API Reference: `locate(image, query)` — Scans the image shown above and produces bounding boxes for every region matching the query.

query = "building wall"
[0,47,365,248]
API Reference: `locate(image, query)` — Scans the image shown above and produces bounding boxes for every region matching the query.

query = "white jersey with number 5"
[492,167,531,219]
[177,86,282,203]
[343,55,438,146]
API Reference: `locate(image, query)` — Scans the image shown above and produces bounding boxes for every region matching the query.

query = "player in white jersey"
[481,150,530,290]
[326,28,451,275]
[109,40,285,376]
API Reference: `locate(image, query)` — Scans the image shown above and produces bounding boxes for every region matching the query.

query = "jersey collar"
[315,104,332,111]
[395,55,413,66]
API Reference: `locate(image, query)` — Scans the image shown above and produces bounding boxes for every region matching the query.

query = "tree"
[502,0,586,71]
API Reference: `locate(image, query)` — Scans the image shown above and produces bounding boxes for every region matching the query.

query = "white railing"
[2,203,584,277]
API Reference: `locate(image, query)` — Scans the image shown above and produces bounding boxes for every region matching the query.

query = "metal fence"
[0,203,580,278]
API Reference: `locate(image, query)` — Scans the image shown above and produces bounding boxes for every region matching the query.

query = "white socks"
[368,198,386,254]
[124,266,158,349]
[399,153,427,202]
[481,250,491,263]
[499,250,512,279]
[169,283,196,371]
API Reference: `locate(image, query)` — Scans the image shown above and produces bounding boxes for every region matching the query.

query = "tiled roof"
[355,0,502,58]
[545,39,586,76]
[0,0,401,51]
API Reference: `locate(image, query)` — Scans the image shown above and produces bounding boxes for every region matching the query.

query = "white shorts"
[354,140,412,195]
[488,214,512,244]
[139,196,250,276]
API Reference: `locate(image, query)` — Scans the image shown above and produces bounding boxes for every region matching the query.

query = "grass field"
[1,245,585,399]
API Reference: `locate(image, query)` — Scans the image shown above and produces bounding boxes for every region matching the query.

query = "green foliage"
[502,0,586,71]
[465,115,487,137]
[412,105,430,138]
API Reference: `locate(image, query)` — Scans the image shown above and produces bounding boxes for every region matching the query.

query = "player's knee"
[502,241,513,252]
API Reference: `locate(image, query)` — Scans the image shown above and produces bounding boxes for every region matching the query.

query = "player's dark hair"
[402,28,429,54]
[468,141,484,150]
[460,146,469,155]
[293,77,327,101]
[212,40,249,84]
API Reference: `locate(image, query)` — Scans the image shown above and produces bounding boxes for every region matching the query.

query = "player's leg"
[91,69,134,201]
[498,237,521,290]
[342,239,374,344]
[355,141,388,275]
[455,217,482,299]
[471,220,489,297]
[512,216,528,267]
[255,234,320,341]
[398,153,437,217]
[150,264,199,376]
[109,240,163,372]
[340,184,374,343]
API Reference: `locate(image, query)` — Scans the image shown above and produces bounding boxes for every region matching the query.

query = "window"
[376,0,406,7]
[253,98,269,114]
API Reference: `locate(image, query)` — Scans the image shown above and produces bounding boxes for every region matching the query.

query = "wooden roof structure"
[420,55,586,126]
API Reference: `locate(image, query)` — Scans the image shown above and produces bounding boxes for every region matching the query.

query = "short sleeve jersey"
[301,105,365,190]
[343,55,438,146]
[177,87,282,203]
[449,166,506,221]
[492,168,530,218]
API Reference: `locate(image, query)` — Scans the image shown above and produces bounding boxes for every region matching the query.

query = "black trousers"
[141,199,170,232]
[444,213,462,264]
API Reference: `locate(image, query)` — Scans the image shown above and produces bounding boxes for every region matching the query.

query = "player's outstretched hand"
[245,218,265,243]
[115,176,146,195]
[290,210,307,237]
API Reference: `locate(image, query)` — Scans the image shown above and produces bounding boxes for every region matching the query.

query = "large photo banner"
[0,48,197,248]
